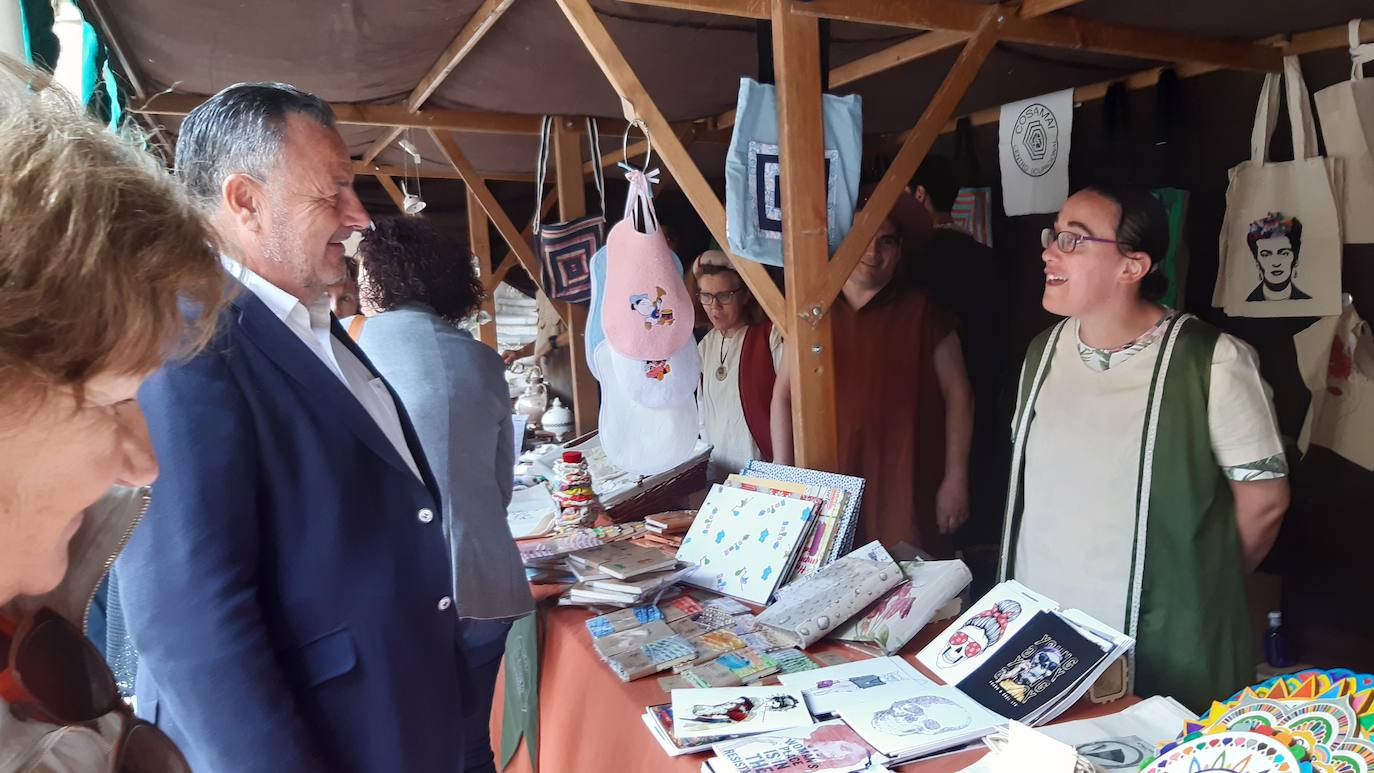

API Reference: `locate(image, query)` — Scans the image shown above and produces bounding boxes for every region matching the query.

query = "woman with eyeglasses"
[998,185,1289,711]
[0,61,224,771]
[693,250,783,481]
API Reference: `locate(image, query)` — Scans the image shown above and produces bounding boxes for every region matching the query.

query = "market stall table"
[489,586,1140,772]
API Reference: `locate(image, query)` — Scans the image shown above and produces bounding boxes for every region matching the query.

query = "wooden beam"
[1019,0,1087,18]
[554,0,788,333]
[361,127,405,167]
[818,7,1000,317]
[468,188,500,349]
[552,117,600,434]
[773,0,839,471]
[429,129,545,294]
[374,173,410,213]
[713,29,969,133]
[830,30,969,89]
[622,0,1280,72]
[360,0,515,164]
[136,93,546,134]
[355,162,536,183]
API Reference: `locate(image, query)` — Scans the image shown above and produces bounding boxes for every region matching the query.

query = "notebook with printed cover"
[587,605,664,637]
[570,541,678,579]
[592,619,676,659]
[588,563,695,596]
[743,462,865,562]
[756,541,903,649]
[705,719,884,773]
[779,657,935,717]
[717,648,779,683]
[831,559,972,655]
[832,682,1002,763]
[768,648,820,675]
[670,686,814,741]
[915,582,1132,727]
[644,703,756,757]
[675,484,816,605]
[607,633,697,682]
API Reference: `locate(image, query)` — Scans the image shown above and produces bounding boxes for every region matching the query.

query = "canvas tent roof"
[95,0,1372,181]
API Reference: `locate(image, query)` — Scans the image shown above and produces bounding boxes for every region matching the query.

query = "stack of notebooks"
[741,462,865,574]
[641,510,695,549]
[588,588,840,689]
[564,541,695,607]
[517,521,647,568]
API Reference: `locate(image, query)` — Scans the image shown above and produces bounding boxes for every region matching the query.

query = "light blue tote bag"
[724,77,863,266]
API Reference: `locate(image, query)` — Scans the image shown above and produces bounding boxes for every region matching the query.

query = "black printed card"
[958,611,1108,722]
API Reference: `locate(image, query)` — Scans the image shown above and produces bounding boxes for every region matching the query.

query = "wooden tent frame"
[98,0,1372,456]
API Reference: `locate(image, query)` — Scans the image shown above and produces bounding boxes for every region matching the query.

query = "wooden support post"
[552,117,600,434]
[814,8,1000,319]
[428,129,546,295]
[772,0,838,471]
[554,0,788,333]
[374,173,410,213]
[467,189,500,350]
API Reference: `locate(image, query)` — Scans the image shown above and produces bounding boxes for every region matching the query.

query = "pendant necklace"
[715,334,729,381]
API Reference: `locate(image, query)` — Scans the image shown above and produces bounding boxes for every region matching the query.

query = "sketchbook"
[675,484,816,605]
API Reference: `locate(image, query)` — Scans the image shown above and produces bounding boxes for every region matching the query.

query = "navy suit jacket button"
[417,508,434,523]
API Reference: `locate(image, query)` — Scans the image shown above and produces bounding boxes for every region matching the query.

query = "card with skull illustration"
[959,611,1108,723]
[916,580,1057,686]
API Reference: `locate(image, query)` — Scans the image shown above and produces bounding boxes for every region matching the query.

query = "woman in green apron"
[999,186,1290,710]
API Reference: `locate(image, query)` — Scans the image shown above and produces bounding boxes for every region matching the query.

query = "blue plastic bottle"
[1264,610,1294,668]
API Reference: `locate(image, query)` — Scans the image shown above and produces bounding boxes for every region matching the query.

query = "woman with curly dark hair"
[349,216,533,772]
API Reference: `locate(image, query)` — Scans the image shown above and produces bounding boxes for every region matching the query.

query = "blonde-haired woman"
[0,61,224,771]
[694,251,782,481]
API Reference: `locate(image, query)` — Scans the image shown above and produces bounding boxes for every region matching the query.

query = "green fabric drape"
[18,0,58,71]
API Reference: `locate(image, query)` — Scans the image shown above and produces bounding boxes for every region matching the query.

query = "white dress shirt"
[224,257,424,482]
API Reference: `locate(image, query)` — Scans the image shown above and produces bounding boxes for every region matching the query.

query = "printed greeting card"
[915,580,1056,686]
[779,656,935,717]
[676,484,817,605]
[670,686,815,741]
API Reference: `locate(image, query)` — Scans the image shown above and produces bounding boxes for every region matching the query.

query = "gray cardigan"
[354,304,534,621]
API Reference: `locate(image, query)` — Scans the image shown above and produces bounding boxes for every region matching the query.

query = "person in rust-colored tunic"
[771,190,973,558]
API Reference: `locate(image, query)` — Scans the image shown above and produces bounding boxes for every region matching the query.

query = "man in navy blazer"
[116,83,471,772]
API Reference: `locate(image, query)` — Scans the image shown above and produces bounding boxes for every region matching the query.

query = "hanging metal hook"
[621,118,653,172]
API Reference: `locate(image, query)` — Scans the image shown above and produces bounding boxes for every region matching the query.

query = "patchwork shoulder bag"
[534,116,605,304]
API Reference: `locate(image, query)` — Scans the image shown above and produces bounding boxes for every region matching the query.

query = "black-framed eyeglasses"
[1041,228,1129,254]
[698,288,744,306]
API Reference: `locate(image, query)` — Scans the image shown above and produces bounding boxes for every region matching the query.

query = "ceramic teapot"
[514,364,549,425]
[542,398,574,438]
